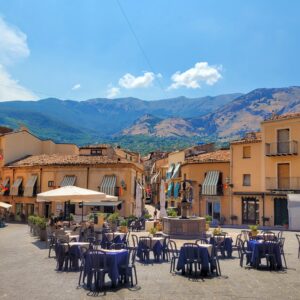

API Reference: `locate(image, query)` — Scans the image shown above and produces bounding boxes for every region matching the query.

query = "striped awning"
[23,175,38,197]
[10,177,23,196]
[60,176,76,187]
[174,182,181,198]
[150,172,160,184]
[100,175,116,196]
[166,164,175,179]
[172,163,181,179]
[0,177,10,196]
[167,182,174,198]
[202,171,220,195]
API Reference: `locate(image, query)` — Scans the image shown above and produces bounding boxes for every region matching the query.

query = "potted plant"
[249,224,259,237]
[37,217,47,241]
[167,208,177,218]
[119,219,129,233]
[144,213,152,220]
[149,227,157,235]
[107,212,119,231]
[205,215,212,231]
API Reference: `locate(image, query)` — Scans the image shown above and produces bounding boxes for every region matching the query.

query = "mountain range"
[0,86,299,151]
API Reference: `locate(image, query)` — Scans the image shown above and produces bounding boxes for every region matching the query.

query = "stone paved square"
[0,224,300,300]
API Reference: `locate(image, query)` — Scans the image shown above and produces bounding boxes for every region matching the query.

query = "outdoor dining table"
[210,235,233,258]
[84,249,128,288]
[247,240,282,269]
[176,244,214,275]
[137,237,164,261]
[101,232,127,248]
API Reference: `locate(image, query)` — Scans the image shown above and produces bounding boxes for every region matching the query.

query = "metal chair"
[119,247,138,287]
[262,241,278,270]
[182,243,202,278]
[88,250,108,291]
[296,234,300,259]
[139,236,152,263]
[263,231,276,241]
[239,239,253,267]
[195,238,209,245]
[278,237,287,269]
[168,240,180,273]
[241,230,250,241]
[232,233,242,258]
[131,234,139,248]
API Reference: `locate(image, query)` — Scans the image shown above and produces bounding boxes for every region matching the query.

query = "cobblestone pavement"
[0,224,300,300]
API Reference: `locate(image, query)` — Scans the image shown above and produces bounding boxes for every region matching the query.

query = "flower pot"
[119,225,128,233]
[39,229,47,241]
[205,223,210,231]
[251,230,258,237]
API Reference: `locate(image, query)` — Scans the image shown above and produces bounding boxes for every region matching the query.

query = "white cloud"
[0,16,30,64]
[0,64,37,101]
[106,86,120,98]
[0,17,37,101]
[168,62,222,90]
[71,83,81,90]
[119,72,155,89]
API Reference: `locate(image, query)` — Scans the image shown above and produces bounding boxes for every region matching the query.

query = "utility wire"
[115,0,166,96]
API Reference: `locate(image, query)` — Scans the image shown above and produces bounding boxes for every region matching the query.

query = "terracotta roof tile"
[185,149,230,163]
[9,154,126,167]
[230,132,262,145]
[263,112,300,122]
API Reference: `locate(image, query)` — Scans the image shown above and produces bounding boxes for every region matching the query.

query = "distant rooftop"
[263,112,300,123]
[8,154,128,167]
[231,132,262,145]
[184,149,230,164]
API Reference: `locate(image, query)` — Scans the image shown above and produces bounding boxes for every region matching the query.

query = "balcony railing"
[265,141,298,156]
[266,177,300,190]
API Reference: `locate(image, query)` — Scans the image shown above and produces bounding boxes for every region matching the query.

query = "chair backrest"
[241,230,250,241]
[277,231,283,239]
[89,250,107,270]
[195,238,208,245]
[235,234,242,246]
[139,236,152,249]
[153,233,164,237]
[109,243,125,250]
[183,243,201,261]
[131,234,139,248]
[296,234,300,244]
[162,235,170,248]
[263,241,277,256]
[263,231,276,241]
[277,237,285,250]
[167,240,178,257]
[127,246,137,265]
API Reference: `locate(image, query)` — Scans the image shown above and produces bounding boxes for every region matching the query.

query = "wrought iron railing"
[265,140,298,156]
[266,177,300,190]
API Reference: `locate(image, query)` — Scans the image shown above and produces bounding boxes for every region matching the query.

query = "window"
[48,181,55,187]
[243,174,251,186]
[243,146,251,158]
[91,149,102,156]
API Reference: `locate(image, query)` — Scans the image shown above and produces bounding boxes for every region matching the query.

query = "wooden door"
[278,163,290,189]
[277,129,289,153]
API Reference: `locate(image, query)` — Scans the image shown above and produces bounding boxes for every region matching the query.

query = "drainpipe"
[39,168,43,216]
[262,193,265,226]
[230,146,233,220]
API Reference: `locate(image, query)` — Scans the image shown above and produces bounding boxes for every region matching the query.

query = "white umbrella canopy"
[0,202,12,209]
[37,186,109,203]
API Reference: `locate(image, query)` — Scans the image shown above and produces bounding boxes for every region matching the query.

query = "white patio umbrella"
[37,186,117,222]
[159,179,167,218]
[0,202,12,209]
[37,186,107,203]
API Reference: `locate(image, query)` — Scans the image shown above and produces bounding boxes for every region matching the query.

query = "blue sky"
[0,0,299,101]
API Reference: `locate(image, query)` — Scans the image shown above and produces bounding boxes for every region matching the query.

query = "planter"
[205,223,210,231]
[39,229,47,241]
[119,225,128,233]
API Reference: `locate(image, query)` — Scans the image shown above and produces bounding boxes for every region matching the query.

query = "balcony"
[265,141,298,156]
[266,177,300,191]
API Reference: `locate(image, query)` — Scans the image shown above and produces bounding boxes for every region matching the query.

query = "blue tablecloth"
[210,236,233,257]
[247,240,282,268]
[176,246,212,274]
[137,239,163,261]
[101,234,126,248]
[55,244,82,271]
[84,250,128,287]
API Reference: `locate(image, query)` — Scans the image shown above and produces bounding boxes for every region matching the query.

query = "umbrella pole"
[81,201,84,222]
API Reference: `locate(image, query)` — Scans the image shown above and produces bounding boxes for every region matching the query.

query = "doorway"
[274,198,288,226]
[44,203,51,218]
[206,200,221,224]
[242,197,259,224]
